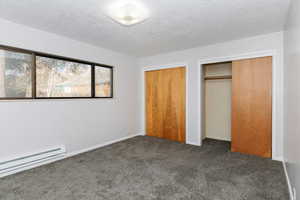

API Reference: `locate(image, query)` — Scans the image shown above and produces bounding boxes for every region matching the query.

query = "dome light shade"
[106,1,149,26]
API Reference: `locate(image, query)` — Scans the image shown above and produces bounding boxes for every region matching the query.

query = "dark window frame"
[0,44,114,100]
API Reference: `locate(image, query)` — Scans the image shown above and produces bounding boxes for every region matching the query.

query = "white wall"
[284,0,300,198]
[0,18,141,162]
[139,32,284,160]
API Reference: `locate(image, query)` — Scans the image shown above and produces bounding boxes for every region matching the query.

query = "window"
[0,45,113,100]
[0,49,33,99]
[95,66,113,97]
[36,56,92,98]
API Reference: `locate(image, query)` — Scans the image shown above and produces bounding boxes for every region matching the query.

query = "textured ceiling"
[0,0,290,57]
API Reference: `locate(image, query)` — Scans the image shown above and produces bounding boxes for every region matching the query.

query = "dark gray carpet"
[0,136,289,200]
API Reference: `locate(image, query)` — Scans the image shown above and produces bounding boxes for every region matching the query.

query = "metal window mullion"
[91,65,95,98]
[110,68,114,98]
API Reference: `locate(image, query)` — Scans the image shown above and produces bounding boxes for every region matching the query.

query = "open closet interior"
[202,57,272,158]
[203,62,232,142]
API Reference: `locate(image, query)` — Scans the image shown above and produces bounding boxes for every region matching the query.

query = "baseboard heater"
[0,146,66,176]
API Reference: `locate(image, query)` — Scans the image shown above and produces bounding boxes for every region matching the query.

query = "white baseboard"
[273,156,283,162]
[0,133,142,178]
[68,133,142,157]
[186,141,201,146]
[139,131,146,136]
[283,160,294,200]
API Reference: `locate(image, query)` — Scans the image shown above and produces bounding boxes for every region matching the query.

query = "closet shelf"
[204,75,232,80]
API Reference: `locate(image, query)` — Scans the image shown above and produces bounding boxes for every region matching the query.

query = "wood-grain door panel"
[231,56,272,158]
[145,67,186,143]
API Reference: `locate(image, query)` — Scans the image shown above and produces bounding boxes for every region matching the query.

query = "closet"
[203,62,232,141]
[145,67,186,143]
[203,56,272,158]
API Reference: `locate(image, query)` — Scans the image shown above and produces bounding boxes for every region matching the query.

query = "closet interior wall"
[203,62,232,141]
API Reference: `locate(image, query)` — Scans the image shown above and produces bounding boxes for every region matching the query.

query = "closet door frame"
[143,63,189,143]
[198,50,279,161]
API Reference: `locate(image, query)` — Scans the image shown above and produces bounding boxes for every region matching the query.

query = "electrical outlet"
[293,187,296,200]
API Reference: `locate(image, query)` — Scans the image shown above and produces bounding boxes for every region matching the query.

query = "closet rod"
[204,75,232,80]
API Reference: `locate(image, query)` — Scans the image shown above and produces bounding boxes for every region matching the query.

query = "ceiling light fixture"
[106,1,149,26]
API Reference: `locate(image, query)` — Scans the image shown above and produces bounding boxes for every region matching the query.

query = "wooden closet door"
[231,56,272,158]
[145,67,186,143]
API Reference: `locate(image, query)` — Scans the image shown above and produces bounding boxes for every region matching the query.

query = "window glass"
[95,66,112,97]
[36,56,91,98]
[0,49,32,98]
